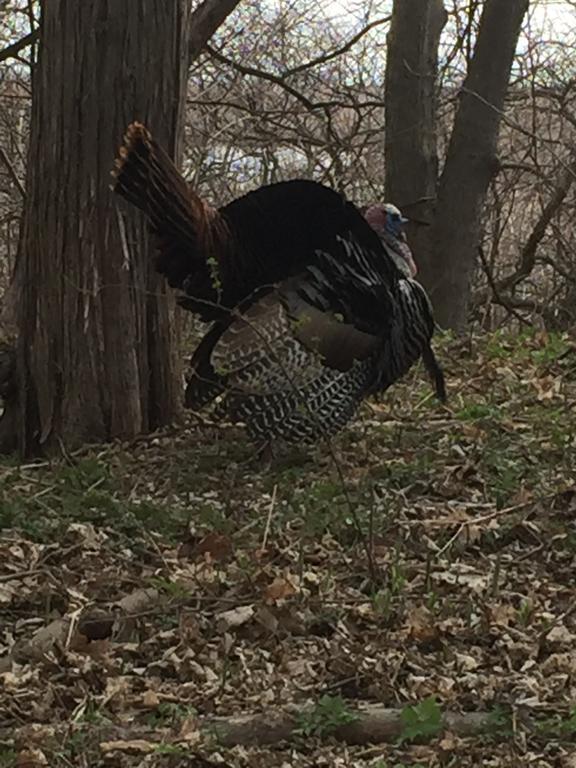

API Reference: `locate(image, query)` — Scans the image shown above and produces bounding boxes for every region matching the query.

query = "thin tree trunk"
[384,0,446,266]
[15,0,192,454]
[427,0,529,330]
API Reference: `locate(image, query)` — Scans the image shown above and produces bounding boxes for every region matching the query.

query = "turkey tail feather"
[111,122,229,292]
[421,344,446,403]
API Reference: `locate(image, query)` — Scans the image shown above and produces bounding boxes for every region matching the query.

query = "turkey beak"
[400,216,410,225]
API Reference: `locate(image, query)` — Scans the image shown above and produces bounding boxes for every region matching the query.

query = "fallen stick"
[4,706,498,750]
[205,704,493,746]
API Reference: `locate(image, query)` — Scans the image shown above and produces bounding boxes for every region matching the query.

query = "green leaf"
[295,695,359,739]
[397,696,442,745]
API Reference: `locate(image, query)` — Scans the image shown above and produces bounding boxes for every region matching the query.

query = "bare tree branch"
[285,16,391,76]
[0,147,25,198]
[498,157,576,292]
[0,30,39,65]
[206,45,385,112]
[188,0,242,64]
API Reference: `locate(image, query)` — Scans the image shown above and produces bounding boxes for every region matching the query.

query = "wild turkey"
[112,122,445,443]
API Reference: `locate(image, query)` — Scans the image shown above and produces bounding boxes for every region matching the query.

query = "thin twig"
[260,483,277,552]
[0,568,46,584]
[0,147,25,198]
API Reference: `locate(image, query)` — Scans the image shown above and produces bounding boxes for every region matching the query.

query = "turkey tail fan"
[421,344,447,403]
[111,122,230,293]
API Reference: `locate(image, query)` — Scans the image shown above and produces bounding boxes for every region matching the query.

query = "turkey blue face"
[384,205,409,238]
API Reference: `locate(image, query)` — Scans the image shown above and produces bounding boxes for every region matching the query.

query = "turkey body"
[113,123,445,443]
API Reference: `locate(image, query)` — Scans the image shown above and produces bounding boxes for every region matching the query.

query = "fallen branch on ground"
[4,706,499,749]
[6,587,161,666]
[205,704,493,746]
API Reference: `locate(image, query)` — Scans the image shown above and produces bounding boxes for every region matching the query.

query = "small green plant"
[372,588,393,618]
[480,440,529,508]
[397,696,442,745]
[296,695,358,738]
[146,702,197,728]
[57,729,89,762]
[76,700,112,726]
[373,762,426,768]
[290,480,360,542]
[530,333,570,366]
[426,589,439,612]
[149,576,192,600]
[153,743,190,756]
[372,557,406,619]
[536,707,576,739]
[456,402,501,423]
[516,598,533,627]
[0,747,16,768]
[482,705,514,742]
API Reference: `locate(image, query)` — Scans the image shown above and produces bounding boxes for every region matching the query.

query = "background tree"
[384,0,447,289]
[385,0,529,330]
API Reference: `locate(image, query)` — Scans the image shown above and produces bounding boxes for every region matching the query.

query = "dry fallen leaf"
[255,605,279,633]
[15,749,48,767]
[99,740,157,754]
[546,624,575,647]
[179,713,201,743]
[263,576,298,603]
[188,531,234,563]
[216,604,255,633]
[404,605,438,645]
[141,689,160,708]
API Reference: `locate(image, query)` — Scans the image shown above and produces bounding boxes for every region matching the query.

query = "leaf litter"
[0,330,576,767]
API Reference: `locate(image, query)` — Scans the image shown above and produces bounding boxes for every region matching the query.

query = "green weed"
[397,696,442,745]
[296,695,359,738]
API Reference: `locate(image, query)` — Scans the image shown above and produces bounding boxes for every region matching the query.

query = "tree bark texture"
[427,0,529,330]
[15,0,192,454]
[384,0,446,268]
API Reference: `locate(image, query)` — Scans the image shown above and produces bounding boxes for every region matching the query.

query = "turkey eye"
[391,213,400,221]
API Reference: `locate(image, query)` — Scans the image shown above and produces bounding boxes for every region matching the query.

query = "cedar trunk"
[15,0,192,453]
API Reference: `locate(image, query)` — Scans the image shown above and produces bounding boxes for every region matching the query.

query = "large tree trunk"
[13,0,193,454]
[427,0,529,330]
[384,0,447,268]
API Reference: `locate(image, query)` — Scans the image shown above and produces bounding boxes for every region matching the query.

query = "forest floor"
[1,330,576,768]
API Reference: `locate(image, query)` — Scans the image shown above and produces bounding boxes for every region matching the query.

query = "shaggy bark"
[12,0,193,454]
